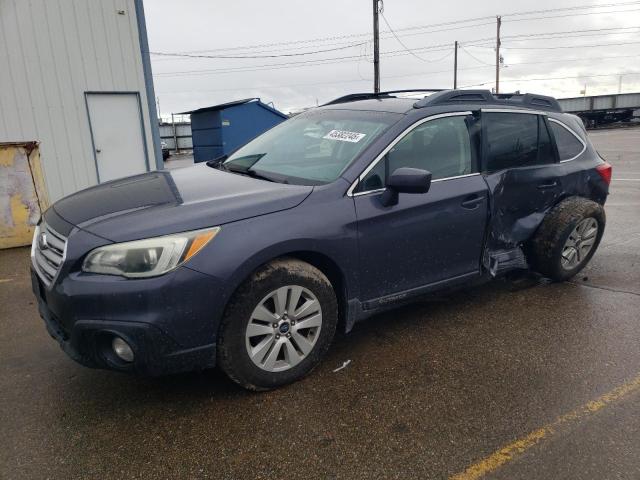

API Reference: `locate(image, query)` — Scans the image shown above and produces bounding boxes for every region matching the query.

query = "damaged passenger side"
[479,110,563,275]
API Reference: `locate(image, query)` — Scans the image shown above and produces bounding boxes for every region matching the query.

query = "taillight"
[596,162,612,186]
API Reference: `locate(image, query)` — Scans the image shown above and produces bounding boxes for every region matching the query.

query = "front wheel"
[217,258,338,391]
[528,197,605,281]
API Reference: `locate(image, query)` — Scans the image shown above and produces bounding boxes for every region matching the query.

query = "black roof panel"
[413,90,562,112]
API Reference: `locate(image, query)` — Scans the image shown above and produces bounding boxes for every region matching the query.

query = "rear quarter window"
[549,121,585,161]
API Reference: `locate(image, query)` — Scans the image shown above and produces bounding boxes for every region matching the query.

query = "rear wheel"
[528,197,605,281]
[217,258,337,391]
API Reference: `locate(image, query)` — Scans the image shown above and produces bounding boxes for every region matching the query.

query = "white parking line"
[615,178,640,181]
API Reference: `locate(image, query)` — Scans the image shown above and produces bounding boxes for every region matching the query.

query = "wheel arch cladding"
[284,251,348,333]
[222,249,348,333]
[528,195,605,280]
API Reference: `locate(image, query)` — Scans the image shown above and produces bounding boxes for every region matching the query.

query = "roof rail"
[324,89,444,106]
[413,89,562,112]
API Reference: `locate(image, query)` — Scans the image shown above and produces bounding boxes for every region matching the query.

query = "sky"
[144,0,640,117]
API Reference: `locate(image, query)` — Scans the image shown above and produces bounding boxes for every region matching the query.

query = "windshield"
[222,109,400,185]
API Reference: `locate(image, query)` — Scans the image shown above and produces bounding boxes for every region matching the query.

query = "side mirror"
[380,167,432,207]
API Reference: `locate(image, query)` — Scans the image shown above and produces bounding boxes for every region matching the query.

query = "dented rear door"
[481,111,562,254]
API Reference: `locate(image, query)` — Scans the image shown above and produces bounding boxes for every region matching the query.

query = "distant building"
[182,98,288,163]
[558,93,640,128]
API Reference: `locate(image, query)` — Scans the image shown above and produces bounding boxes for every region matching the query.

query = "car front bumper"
[31,266,224,376]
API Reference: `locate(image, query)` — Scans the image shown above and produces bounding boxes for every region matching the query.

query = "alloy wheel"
[245,285,322,372]
[561,217,598,270]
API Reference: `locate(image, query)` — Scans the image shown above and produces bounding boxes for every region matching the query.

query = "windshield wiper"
[247,168,285,183]
[222,163,278,183]
[206,154,228,167]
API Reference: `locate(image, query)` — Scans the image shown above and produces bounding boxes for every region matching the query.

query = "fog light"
[112,337,134,362]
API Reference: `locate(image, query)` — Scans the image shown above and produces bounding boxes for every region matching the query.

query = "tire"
[528,197,605,281]
[217,258,338,391]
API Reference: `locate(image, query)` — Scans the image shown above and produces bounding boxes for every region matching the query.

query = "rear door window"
[483,112,555,172]
[549,121,585,161]
[537,116,555,163]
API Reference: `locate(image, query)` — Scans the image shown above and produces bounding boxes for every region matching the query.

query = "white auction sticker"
[323,129,366,143]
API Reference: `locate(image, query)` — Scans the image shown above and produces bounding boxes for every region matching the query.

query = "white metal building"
[0,0,162,203]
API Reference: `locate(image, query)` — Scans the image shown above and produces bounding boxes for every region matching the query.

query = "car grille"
[31,221,67,288]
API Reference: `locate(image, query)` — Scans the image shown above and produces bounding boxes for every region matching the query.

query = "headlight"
[82,227,220,278]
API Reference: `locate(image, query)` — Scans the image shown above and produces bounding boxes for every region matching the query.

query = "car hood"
[52,163,313,242]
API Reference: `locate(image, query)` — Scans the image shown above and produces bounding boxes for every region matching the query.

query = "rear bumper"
[31,267,221,376]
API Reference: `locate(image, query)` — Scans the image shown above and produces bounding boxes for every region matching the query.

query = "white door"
[86,93,149,182]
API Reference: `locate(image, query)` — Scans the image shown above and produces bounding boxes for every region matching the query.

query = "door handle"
[461,195,484,209]
[537,181,558,190]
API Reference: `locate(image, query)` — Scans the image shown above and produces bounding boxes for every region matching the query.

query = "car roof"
[320,89,563,115]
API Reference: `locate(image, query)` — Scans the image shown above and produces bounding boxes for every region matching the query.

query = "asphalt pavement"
[1,127,639,479]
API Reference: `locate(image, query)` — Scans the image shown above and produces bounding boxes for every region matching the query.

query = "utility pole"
[373,0,380,93]
[453,41,458,89]
[495,16,502,94]
[171,113,178,153]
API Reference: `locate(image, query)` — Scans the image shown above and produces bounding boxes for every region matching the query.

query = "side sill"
[362,271,480,311]
[344,270,483,332]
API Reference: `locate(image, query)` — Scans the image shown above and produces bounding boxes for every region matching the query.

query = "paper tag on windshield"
[323,130,366,143]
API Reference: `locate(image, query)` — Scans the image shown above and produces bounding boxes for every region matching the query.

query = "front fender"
[184,193,360,322]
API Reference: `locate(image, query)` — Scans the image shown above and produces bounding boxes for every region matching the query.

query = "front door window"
[356,115,474,193]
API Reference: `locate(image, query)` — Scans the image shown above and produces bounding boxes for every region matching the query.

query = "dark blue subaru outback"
[31,89,612,390]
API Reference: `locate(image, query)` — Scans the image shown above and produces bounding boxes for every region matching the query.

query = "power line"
[151,1,640,58]
[153,30,640,77]
[461,71,640,88]
[157,15,495,57]
[459,45,494,66]
[380,11,433,63]
[505,7,640,23]
[156,62,640,97]
[156,66,493,96]
[150,22,497,64]
[465,27,640,48]
[153,37,640,77]
[150,42,366,60]
[501,0,640,17]
[151,2,640,82]
[153,42,465,77]
[502,40,640,50]
[501,25,640,40]
[151,39,366,61]
[153,21,497,60]
[507,53,640,66]
[153,48,454,78]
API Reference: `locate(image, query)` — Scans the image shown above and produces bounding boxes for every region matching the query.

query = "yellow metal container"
[0,142,49,249]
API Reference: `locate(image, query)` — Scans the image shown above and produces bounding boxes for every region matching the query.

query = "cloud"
[145,0,640,115]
